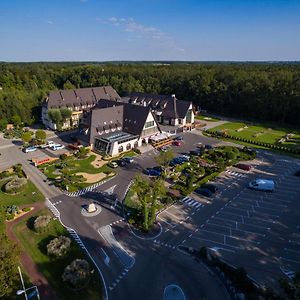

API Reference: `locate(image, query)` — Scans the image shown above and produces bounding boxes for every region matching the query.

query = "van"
[50,144,65,151]
[248,179,275,192]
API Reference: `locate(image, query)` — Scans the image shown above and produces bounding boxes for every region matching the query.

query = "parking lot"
[183,154,300,286]
[150,150,300,287]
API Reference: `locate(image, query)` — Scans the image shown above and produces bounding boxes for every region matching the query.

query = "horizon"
[1,0,300,62]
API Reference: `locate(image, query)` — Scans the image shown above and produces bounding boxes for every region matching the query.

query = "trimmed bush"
[47,236,71,258]
[22,207,31,212]
[62,259,90,288]
[33,215,52,232]
[4,176,27,194]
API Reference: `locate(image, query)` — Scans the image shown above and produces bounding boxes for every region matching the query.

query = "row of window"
[118,141,138,153]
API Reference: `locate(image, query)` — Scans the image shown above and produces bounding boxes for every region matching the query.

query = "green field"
[209,122,300,150]
[13,209,103,300]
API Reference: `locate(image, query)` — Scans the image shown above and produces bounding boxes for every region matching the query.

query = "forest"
[0,62,299,127]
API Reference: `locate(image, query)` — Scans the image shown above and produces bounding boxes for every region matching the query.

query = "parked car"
[24,146,37,153]
[108,161,118,168]
[144,168,162,177]
[294,170,300,177]
[38,144,48,149]
[173,140,182,146]
[47,140,55,146]
[235,163,252,171]
[203,183,218,193]
[180,154,190,161]
[248,179,275,192]
[205,144,213,149]
[117,159,126,167]
[174,136,183,141]
[189,149,201,156]
[194,188,213,197]
[170,157,187,166]
[50,144,65,151]
[123,156,134,163]
[196,142,204,149]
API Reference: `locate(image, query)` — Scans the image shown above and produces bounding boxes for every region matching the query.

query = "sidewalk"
[5,202,59,300]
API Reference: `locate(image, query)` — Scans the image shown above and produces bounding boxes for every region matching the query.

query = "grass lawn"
[209,121,300,149]
[13,209,103,300]
[195,115,221,122]
[0,179,44,233]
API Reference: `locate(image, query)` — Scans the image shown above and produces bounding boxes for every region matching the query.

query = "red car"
[235,163,252,171]
[173,141,182,146]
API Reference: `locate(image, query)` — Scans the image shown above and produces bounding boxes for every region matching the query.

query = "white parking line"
[157,217,177,228]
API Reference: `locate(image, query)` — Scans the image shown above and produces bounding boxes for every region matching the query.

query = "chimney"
[172,94,177,117]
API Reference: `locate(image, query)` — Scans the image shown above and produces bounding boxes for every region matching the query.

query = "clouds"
[105,17,184,53]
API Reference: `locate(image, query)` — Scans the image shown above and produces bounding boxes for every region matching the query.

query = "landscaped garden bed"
[13,209,103,300]
[38,152,116,192]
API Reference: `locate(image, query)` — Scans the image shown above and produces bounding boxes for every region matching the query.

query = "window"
[144,120,155,129]
[118,146,124,153]
[126,143,131,150]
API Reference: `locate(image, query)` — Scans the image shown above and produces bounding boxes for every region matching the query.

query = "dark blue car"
[194,188,213,197]
[144,167,162,177]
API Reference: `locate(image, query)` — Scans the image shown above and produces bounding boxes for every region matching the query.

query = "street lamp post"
[16,266,40,300]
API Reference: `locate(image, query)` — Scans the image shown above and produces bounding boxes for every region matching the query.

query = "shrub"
[33,215,52,232]
[0,171,10,179]
[47,236,71,258]
[133,148,141,154]
[4,177,27,194]
[22,207,31,212]
[62,259,90,288]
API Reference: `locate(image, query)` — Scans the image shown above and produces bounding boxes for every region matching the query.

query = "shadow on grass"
[38,235,57,255]
[26,216,38,231]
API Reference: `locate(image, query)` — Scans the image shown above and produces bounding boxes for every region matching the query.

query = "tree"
[0,234,19,298]
[11,115,22,127]
[76,147,90,159]
[62,259,90,288]
[33,215,52,232]
[60,108,72,123]
[21,131,32,144]
[0,118,8,131]
[131,175,152,231]
[149,178,166,225]
[155,149,175,175]
[131,175,166,231]
[35,129,46,142]
[47,236,71,258]
[48,109,62,129]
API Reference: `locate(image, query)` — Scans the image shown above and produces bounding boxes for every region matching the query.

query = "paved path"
[6,202,59,300]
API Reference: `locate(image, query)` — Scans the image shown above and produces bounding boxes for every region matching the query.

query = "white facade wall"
[110,138,139,156]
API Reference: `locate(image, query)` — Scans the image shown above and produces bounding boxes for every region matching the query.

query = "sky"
[0,0,300,61]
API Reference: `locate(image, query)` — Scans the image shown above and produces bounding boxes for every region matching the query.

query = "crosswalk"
[180,197,204,209]
[46,199,60,218]
[66,179,110,197]
[153,239,176,249]
[225,170,245,177]
[66,228,87,250]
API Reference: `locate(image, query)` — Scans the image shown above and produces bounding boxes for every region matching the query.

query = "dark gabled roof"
[86,99,156,143]
[124,92,192,119]
[46,86,121,109]
[88,105,124,145]
[122,103,151,136]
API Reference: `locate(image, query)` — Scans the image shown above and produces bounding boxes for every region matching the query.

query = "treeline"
[0,62,299,126]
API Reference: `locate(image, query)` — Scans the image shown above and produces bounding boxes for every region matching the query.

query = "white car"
[248,179,275,192]
[24,146,37,153]
[47,140,55,146]
[50,144,65,151]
